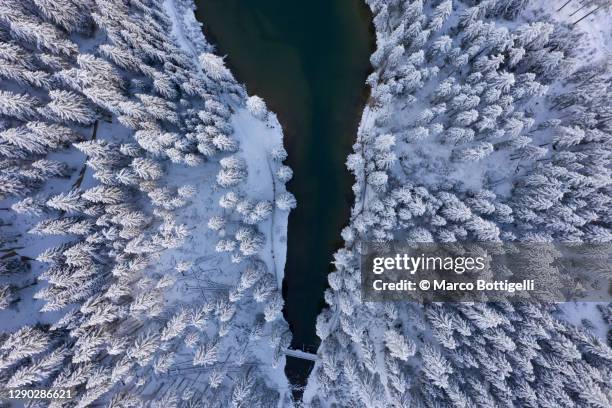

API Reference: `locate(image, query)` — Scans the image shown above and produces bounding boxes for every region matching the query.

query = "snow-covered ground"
[539,0,612,56]
[0,0,296,404]
[158,0,295,400]
[1,0,610,406]
[304,0,612,406]
[557,302,609,340]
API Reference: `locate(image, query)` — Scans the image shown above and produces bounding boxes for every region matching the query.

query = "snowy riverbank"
[162,0,294,400]
[0,0,295,404]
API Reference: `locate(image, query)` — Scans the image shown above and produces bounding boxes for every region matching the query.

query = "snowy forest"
[0,0,296,405]
[304,0,612,407]
[0,0,611,407]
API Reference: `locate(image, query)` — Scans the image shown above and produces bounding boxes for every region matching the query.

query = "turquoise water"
[196,0,373,387]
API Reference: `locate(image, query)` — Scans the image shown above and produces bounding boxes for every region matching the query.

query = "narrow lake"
[195,0,373,388]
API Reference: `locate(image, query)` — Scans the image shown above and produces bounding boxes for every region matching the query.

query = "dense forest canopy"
[0,0,610,406]
[306,0,612,407]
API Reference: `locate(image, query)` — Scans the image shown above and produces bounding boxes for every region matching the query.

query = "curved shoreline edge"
[163,0,294,399]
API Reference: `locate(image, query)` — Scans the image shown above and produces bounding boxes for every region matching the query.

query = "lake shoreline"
[195,0,375,396]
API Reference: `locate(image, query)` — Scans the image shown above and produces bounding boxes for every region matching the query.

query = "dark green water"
[196,0,373,387]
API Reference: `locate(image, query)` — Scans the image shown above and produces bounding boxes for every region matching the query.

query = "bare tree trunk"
[557,0,574,11]
[569,3,589,17]
[72,120,99,190]
[573,5,604,25]
[577,72,601,88]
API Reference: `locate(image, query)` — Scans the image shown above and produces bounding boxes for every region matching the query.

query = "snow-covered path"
[231,108,289,288]
[160,0,294,403]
